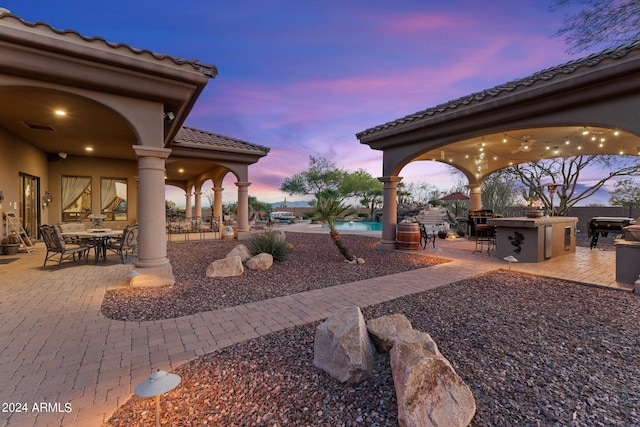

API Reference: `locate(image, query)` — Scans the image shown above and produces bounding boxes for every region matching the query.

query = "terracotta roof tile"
[174,127,270,154]
[356,40,640,139]
[0,12,217,77]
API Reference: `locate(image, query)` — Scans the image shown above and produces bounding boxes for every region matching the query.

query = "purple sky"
[7,0,610,205]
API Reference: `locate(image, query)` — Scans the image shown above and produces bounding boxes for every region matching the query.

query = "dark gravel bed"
[101,232,447,321]
[107,271,640,426]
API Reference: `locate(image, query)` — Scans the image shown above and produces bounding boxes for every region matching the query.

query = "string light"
[420,127,623,170]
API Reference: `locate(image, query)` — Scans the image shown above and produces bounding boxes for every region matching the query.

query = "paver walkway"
[0,234,631,427]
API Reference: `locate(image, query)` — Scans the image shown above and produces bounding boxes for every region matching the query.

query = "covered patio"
[0,11,268,284]
[357,41,640,254]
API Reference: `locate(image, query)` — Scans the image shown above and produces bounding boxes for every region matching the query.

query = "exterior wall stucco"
[0,127,48,232]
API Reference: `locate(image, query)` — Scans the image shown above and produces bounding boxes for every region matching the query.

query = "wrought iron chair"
[418,223,436,249]
[40,224,90,268]
[105,225,138,263]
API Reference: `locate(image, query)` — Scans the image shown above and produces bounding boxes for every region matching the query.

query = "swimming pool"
[324,221,383,231]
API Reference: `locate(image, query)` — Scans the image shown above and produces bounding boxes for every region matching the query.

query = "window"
[61,176,91,221]
[101,178,127,221]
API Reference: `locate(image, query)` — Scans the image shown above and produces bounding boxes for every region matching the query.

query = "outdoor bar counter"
[486,216,578,262]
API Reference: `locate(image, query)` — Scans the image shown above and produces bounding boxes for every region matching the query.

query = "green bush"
[456,225,467,237]
[249,231,290,262]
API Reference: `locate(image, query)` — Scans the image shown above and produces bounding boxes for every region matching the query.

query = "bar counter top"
[486,216,578,228]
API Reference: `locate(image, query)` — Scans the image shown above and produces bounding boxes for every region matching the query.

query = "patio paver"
[0,236,631,426]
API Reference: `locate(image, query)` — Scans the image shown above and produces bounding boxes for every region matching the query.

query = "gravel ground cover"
[105,229,631,426]
[107,270,640,426]
[101,232,447,321]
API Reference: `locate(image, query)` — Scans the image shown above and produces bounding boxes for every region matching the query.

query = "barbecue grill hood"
[624,224,640,241]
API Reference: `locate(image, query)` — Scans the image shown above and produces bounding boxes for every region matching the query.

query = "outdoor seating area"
[267,211,297,226]
[38,222,139,267]
[166,216,221,241]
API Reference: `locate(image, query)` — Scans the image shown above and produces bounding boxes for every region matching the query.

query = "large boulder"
[313,306,376,383]
[226,244,252,263]
[391,335,476,427]
[367,313,414,352]
[246,253,273,271]
[206,256,244,277]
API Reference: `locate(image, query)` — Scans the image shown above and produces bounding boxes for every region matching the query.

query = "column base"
[131,261,175,288]
[376,239,397,251]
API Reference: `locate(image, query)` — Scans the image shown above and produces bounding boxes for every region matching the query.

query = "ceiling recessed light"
[54,110,66,116]
[178,168,184,173]
[85,147,93,152]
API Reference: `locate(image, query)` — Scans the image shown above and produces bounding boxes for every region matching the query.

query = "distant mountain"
[271,200,312,208]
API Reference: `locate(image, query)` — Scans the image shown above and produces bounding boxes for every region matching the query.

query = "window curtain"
[62,176,91,211]
[101,179,126,212]
[101,179,118,211]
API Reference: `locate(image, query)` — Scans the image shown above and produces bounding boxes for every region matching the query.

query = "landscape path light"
[503,255,518,271]
[126,270,141,289]
[431,246,442,261]
[134,369,181,427]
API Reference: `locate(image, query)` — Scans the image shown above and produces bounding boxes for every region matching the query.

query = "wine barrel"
[396,223,420,250]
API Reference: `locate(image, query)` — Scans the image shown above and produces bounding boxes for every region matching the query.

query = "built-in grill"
[588,217,636,249]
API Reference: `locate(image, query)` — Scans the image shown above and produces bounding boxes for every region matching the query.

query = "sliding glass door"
[19,173,40,238]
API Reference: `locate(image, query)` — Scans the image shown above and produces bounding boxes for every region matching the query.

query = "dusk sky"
[5,0,610,205]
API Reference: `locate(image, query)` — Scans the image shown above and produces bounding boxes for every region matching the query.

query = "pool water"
[325,221,383,231]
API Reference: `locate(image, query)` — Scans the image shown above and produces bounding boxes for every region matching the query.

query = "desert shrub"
[249,231,290,262]
[456,225,467,237]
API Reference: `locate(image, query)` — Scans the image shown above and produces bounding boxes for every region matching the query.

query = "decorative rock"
[246,253,273,271]
[206,256,244,277]
[391,338,476,427]
[313,306,376,383]
[395,328,442,357]
[366,314,413,353]
[226,244,252,263]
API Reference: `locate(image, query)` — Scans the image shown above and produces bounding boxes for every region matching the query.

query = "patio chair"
[40,224,90,268]
[105,225,138,263]
[418,223,436,249]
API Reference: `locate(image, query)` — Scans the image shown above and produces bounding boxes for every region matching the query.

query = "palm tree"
[311,198,356,262]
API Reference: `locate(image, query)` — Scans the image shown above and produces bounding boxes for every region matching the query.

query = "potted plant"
[438,229,448,239]
[1,233,21,255]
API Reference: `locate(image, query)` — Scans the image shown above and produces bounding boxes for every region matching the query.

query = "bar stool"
[473,217,496,254]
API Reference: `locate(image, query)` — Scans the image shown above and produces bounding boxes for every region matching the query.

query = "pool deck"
[0,223,633,426]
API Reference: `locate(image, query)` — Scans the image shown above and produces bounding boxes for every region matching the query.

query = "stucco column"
[133,145,174,284]
[235,182,250,233]
[185,192,192,219]
[194,191,202,218]
[466,184,482,211]
[213,187,224,221]
[378,176,403,251]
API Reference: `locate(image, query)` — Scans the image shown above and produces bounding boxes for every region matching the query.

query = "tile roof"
[356,40,640,139]
[0,12,217,77]
[174,127,270,155]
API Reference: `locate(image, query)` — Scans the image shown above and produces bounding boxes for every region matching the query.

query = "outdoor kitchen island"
[486,216,578,262]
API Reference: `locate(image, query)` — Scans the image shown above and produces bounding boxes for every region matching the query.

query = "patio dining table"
[61,229,123,263]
